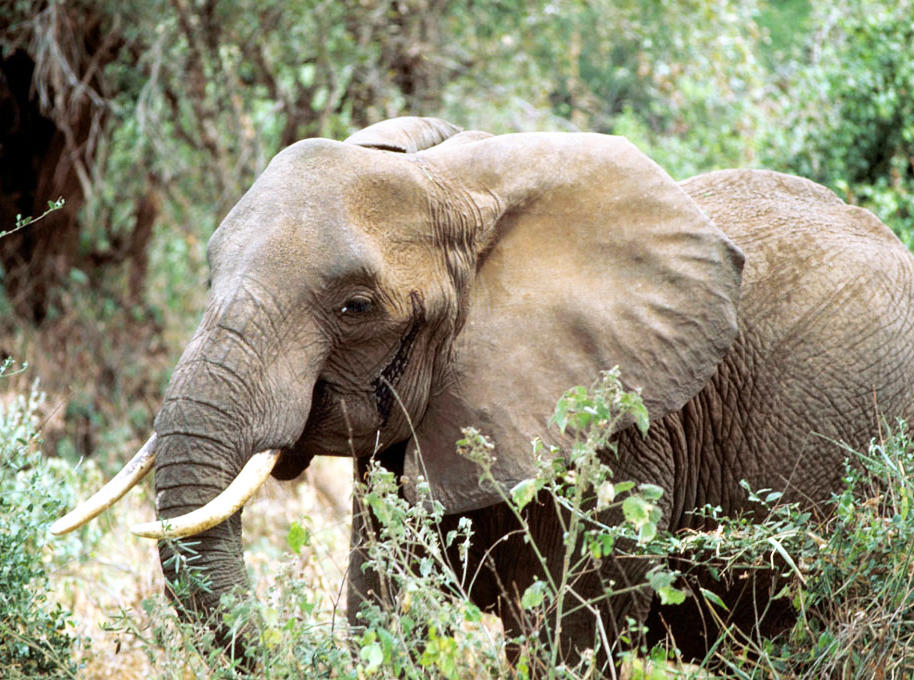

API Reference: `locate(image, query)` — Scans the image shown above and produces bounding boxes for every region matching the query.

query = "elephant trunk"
[153,375,260,622]
[151,315,320,627]
[154,426,249,614]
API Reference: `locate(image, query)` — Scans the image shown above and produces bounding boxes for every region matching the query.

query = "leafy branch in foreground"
[1,197,65,239]
[658,421,914,677]
[457,367,683,676]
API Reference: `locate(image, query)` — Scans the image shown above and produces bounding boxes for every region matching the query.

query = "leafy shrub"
[785,424,914,677]
[667,422,914,677]
[0,360,82,678]
[348,367,684,678]
[763,0,914,244]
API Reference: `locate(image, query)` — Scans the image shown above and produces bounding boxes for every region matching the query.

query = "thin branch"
[1,198,66,239]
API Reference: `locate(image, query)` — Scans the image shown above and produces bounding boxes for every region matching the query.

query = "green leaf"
[587,531,615,559]
[648,568,686,605]
[521,580,549,610]
[639,483,664,501]
[614,481,636,494]
[463,602,482,622]
[622,495,650,524]
[368,493,391,525]
[510,478,539,510]
[360,642,383,671]
[619,392,649,435]
[699,587,729,611]
[311,86,329,111]
[552,400,570,433]
[287,521,310,552]
[68,268,88,285]
[764,490,783,504]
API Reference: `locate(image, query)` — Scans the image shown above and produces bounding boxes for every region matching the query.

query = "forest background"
[2,0,914,677]
[3,0,913,465]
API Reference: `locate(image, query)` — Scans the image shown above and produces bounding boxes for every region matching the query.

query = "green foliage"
[662,423,914,677]
[444,0,769,177]
[785,425,914,676]
[0,360,82,678]
[350,458,506,679]
[456,368,683,675]
[762,0,914,244]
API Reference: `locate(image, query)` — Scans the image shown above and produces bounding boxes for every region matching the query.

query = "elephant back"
[681,169,914,319]
[682,168,914,502]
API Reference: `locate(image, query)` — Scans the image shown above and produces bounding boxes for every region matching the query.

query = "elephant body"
[349,163,914,659]
[111,118,914,665]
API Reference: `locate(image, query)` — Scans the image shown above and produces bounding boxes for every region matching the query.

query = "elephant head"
[53,117,743,627]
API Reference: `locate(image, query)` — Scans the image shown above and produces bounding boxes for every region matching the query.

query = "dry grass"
[48,455,353,679]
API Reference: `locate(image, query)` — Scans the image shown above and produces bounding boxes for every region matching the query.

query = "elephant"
[53,116,914,667]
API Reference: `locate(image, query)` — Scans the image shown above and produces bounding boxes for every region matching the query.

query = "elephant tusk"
[130,449,280,539]
[50,434,158,536]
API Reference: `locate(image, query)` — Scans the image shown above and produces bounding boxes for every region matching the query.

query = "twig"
[1,198,66,239]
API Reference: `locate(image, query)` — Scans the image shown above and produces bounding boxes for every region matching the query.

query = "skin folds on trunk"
[151,317,321,632]
[150,263,323,615]
[151,329,309,622]
[154,421,250,615]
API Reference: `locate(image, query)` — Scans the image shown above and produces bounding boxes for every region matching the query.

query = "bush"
[348,367,687,679]
[0,359,82,678]
[787,424,914,677]
[763,0,914,244]
[668,422,914,677]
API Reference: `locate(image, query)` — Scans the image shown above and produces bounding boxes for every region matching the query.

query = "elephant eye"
[340,295,373,316]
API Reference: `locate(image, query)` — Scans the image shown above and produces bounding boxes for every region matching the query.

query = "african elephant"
[54,117,914,665]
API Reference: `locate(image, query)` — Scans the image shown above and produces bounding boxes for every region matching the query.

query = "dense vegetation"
[3,0,914,676]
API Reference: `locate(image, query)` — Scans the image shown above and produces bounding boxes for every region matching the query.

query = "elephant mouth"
[299,379,371,447]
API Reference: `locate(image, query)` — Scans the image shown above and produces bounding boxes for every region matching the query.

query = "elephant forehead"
[212,141,436,285]
[242,141,431,235]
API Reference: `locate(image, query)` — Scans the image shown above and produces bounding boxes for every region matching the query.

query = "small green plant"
[102,521,353,678]
[350,367,682,678]
[103,537,249,678]
[352,457,506,679]
[0,359,82,678]
[786,424,914,677]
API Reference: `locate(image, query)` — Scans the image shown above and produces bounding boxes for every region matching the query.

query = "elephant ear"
[344,116,463,152]
[402,133,745,513]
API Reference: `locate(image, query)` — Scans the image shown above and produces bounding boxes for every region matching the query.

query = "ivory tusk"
[130,449,280,539]
[50,434,157,536]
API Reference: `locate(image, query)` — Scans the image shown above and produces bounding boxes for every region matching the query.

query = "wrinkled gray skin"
[153,117,914,661]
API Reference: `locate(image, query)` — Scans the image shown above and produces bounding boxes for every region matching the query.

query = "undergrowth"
[6,363,914,677]
[0,358,85,678]
[659,424,914,678]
